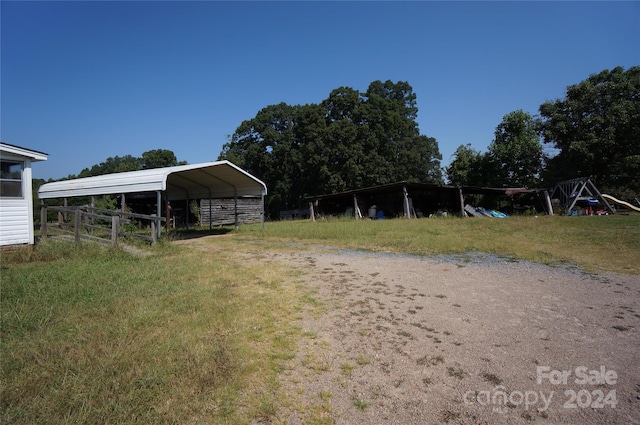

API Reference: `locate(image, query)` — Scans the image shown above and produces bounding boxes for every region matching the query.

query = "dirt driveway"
[179,238,640,424]
[263,246,640,425]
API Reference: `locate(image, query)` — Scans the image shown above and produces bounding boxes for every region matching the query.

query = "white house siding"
[0,200,32,245]
[0,146,42,246]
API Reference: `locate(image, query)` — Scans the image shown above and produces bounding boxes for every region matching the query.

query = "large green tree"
[485,110,544,188]
[73,149,184,178]
[141,149,185,169]
[362,81,442,184]
[539,66,640,196]
[219,102,303,213]
[219,80,442,216]
[446,111,543,188]
[78,155,141,178]
[445,144,486,186]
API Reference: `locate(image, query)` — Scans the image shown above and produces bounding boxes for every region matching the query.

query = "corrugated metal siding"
[0,200,30,245]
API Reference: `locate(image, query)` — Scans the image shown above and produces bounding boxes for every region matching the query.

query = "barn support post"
[403,185,411,219]
[309,201,315,222]
[121,193,126,213]
[459,187,467,217]
[156,191,162,240]
[543,190,553,216]
[353,195,362,220]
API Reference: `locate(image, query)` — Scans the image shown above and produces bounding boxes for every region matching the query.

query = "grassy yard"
[1,214,638,424]
[1,240,302,424]
[237,214,640,274]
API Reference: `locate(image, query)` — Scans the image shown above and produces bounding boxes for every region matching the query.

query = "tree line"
[41,66,639,216]
[447,66,639,199]
[218,80,443,215]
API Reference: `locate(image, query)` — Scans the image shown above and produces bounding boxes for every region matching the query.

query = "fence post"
[40,206,48,240]
[74,210,81,243]
[151,215,157,244]
[112,216,119,246]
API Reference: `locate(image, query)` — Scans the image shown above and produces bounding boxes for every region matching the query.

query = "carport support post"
[156,191,162,240]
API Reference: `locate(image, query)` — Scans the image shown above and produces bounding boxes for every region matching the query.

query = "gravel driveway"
[269,248,640,425]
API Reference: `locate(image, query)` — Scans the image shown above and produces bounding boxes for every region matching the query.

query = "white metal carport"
[38,161,267,236]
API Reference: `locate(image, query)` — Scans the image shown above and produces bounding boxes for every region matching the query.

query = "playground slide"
[602,194,640,213]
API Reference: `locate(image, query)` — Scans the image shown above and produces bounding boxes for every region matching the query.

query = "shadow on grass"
[168,227,235,241]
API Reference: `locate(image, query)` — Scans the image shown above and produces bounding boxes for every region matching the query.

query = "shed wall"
[200,198,262,226]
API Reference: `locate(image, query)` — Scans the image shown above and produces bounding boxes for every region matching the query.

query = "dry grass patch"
[1,240,301,424]
[234,214,640,274]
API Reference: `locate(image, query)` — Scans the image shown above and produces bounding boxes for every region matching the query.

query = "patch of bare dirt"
[179,238,640,424]
[273,248,640,425]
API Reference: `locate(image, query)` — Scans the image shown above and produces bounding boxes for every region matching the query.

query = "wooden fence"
[40,205,166,246]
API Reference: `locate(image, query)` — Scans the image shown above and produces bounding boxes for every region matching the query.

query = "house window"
[0,160,23,198]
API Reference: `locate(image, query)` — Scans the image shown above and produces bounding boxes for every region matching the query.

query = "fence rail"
[40,205,166,246]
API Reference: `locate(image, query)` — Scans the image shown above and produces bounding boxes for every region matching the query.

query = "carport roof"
[38,161,267,200]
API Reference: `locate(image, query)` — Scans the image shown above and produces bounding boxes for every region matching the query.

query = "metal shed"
[38,161,267,234]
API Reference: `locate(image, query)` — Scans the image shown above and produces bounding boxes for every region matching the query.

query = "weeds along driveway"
[178,238,640,424]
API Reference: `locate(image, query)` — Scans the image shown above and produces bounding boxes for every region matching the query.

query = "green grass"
[2,213,638,423]
[1,239,300,424]
[235,214,640,274]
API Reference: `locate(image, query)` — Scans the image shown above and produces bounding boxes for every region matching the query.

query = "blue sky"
[2,1,638,181]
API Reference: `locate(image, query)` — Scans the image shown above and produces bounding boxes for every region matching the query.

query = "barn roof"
[38,161,267,200]
[305,181,537,201]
